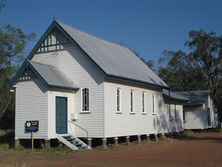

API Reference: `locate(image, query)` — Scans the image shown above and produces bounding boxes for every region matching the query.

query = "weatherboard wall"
[184,95,217,130]
[15,78,48,139]
[170,104,184,132]
[32,43,105,138]
[104,81,163,137]
[157,102,184,134]
[183,105,208,129]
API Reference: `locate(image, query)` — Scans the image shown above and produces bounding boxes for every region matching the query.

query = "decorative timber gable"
[19,70,35,82]
[36,26,72,54]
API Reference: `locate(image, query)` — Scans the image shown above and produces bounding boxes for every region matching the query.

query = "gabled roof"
[11,60,78,90]
[163,89,189,102]
[57,21,167,87]
[55,21,168,88]
[175,90,210,106]
[24,20,168,89]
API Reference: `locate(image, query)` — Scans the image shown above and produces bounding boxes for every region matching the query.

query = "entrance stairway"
[56,134,91,151]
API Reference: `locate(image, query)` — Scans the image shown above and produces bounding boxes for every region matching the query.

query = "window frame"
[174,104,178,120]
[152,93,156,115]
[169,104,173,120]
[116,88,122,113]
[207,107,211,126]
[81,88,90,113]
[142,92,146,113]
[130,90,134,113]
[183,110,186,121]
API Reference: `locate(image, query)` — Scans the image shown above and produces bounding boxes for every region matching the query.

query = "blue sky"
[1,0,222,65]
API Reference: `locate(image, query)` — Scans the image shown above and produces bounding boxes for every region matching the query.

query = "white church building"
[11,20,188,150]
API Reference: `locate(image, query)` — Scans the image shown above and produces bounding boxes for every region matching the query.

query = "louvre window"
[142,92,145,113]
[117,88,121,112]
[169,104,172,120]
[152,93,155,114]
[183,110,185,121]
[130,90,134,112]
[82,88,89,111]
[174,104,178,119]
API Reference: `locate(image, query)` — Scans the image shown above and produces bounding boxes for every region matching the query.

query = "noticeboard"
[25,120,39,133]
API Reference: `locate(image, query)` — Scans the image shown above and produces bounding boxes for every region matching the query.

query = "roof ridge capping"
[55,19,131,50]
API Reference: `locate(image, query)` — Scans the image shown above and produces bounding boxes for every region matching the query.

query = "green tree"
[186,30,222,113]
[159,30,222,121]
[158,50,207,91]
[0,3,35,129]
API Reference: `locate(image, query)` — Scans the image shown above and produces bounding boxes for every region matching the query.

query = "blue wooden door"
[56,97,67,134]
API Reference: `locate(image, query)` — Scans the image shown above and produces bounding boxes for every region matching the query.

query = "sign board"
[25,120,39,133]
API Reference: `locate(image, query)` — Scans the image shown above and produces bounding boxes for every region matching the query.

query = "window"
[82,88,89,111]
[117,88,121,112]
[183,110,185,121]
[207,107,211,126]
[142,92,145,113]
[130,90,134,112]
[174,104,178,119]
[152,93,155,114]
[169,104,172,120]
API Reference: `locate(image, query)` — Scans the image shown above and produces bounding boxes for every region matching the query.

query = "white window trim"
[80,88,90,114]
[152,93,156,115]
[141,91,146,114]
[130,90,134,113]
[116,88,122,113]
[174,104,178,120]
[183,110,186,122]
[169,104,173,121]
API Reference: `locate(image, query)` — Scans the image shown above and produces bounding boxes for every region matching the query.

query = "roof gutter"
[106,74,169,90]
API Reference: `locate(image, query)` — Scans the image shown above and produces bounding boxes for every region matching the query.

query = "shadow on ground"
[172,129,222,144]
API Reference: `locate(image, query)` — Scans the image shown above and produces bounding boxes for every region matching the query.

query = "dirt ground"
[0,132,222,167]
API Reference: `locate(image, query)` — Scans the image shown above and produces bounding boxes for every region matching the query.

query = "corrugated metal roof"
[175,90,210,105]
[28,60,78,90]
[163,89,189,101]
[56,20,168,88]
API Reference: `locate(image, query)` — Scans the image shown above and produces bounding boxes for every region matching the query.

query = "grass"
[182,130,196,139]
[0,161,28,167]
[0,130,75,155]
[0,129,221,155]
[0,143,75,155]
[0,129,177,154]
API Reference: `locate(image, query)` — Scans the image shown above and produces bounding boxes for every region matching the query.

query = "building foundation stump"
[155,134,158,142]
[126,136,130,145]
[114,137,118,146]
[161,133,166,139]
[147,135,150,142]
[137,135,141,143]
[87,138,92,148]
[102,138,107,149]
[14,138,20,148]
[45,139,51,148]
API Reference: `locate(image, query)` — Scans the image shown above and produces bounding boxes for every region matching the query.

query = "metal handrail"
[68,120,89,139]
